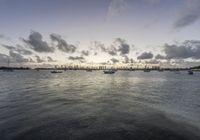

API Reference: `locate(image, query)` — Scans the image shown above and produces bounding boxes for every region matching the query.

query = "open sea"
[0,70,200,140]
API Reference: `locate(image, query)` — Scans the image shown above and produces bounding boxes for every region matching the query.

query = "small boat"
[174,70,181,74]
[188,70,194,75]
[158,69,164,72]
[86,69,92,72]
[51,70,63,74]
[103,69,116,74]
[144,69,151,72]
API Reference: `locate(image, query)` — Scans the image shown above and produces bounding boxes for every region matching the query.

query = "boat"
[188,70,194,75]
[144,65,151,72]
[143,69,151,72]
[86,69,92,72]
[174,70,181,74]
[158,69,164,72]
[51,70,63,74]
[103,69,116,74]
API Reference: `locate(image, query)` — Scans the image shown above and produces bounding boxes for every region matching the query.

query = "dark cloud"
[15,45,33,55]
[155,54,165,60]
[47,56,56,62]
[116,38,130,55]
[92,39,130,56]
[9,50,29,63]
[137,52,154,60]
[68,56,85,63]
[50,33,77,53]
[81,50,90,56]
[23,31,54,53]
[93,41,117,56]
[122,55,129,63]
[93,41,107,52]
[35,55,45,63]
[110,58,119,64]
[163,41,200,59]
[173,0,200,29]
[108,45,118,56]
[2,45,15,50]
[2,44,33,55]
[29,58,35,63]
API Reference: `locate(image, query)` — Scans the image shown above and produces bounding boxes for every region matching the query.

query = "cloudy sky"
[0,0,200,67]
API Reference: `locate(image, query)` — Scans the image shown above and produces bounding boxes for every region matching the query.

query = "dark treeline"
[1,66,199,71]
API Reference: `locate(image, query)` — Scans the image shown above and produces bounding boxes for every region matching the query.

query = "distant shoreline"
[1,66,200,72]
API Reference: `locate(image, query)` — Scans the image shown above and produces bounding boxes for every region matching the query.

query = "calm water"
[0,70,200,140]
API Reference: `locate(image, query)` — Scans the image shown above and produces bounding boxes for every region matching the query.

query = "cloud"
[47,56,56,62]
[155,54,165,60]
[94,38,130,56]
[93,41,106,52]
[2,44,32,55]
[108,45,118,56]
[68,56,85,63]
[9,50,29,63]
[145,59,160,64]
[35,55,45,63]
[116,38,130,55]
[23,31,54,53]
[163,40,200,59]
[122,55,129,63]
[137,52,154,60]
[0,53,8,63]
[93,41,117,56]
[110,58,119,64]
[130,58,135,63]
[2,45,15,50]
[107,0,126,18]
[50,33,77,53]
[81,50,90,56]
[173,0,200,29]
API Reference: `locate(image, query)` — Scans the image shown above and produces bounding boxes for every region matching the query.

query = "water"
[0,70,200,140]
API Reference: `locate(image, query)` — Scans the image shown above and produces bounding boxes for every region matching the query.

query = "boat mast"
[7,57,10,67]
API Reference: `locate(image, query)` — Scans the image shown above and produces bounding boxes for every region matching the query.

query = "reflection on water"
[0,70,200,140]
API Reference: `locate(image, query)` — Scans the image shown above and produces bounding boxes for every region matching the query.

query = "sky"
[0,0,200,68]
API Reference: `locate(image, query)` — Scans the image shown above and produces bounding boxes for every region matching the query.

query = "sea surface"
[0,70,200,140]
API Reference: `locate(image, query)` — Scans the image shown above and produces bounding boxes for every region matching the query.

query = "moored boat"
[86,69,92,72]
[51,70,63,74]
[143,69,151,72]
[103,69,116,74]
[188,70,194,75]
